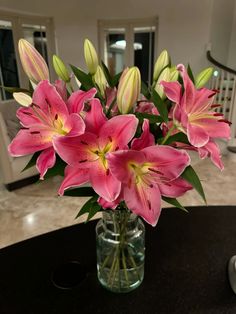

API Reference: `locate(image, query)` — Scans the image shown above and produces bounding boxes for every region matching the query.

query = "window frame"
[98,17,158,77]
[0,10,56,101]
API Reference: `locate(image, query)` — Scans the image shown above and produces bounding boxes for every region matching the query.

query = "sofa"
[0,99,38,190]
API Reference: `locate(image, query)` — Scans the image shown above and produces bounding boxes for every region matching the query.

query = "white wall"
[228,2,236,68]
[209,0,235,66]
[0,0,214,74]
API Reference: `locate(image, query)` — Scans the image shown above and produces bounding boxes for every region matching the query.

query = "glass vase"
[96,209,145,293]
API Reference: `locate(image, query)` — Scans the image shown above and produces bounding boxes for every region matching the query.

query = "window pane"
[134,27,155,84]
[22,24,48,64]
[0,20,19,100]
[104,28,125,76]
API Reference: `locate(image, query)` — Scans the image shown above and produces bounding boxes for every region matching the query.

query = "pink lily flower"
[8,80,96,179]
[161,64,231,169]
[106,145,191,226]
[56,99,138,202]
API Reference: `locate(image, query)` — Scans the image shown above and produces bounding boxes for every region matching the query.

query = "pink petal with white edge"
[84,98,107,133]
[63,113,85,137]
[33,80,69,120]
[198,140,224,170]
[189,88,213,114]
[131,119,155,150]
[17,106,41,127]
[36,147,56,179]
[58,165,89,196]
[53,132,98,165]
[123,183,161,227]
[8,129,52,156]
[187,122,209,147]
[142,145,191,181]
[192,117,230,140]
[98,191,123,209]
[159,177,192,198]
[89,160,121,202]
[98,114,138,150]
[161,81,182,104]
[67,88,97,114]
[177,64,195,111]
[54,79,67,101]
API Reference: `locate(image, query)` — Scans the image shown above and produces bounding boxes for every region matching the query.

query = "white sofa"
[0,99,38,190]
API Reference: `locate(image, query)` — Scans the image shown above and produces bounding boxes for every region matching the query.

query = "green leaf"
[135,112,163,124]
[181,166,206,203]
[86,202,101,222]
[75,195,98,219]
[44,156,66,179]
[141,81,150,99]
[187,64,195,84]
[162,196,188,212]
[70,65,94,90]
[21,151,41,172]
[101,61,113,87]
[164,132,190,145]
[0,86,30,94]
[64,187,96,197]
[151,89,168,122]
[112,72,122,87]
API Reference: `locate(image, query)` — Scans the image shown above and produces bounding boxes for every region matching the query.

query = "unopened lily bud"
[18,39,49,84]
[155,67,170,98]
[13,92,32,107]
[117,66,141,114]
[195,67,213,89]
[169,66,179,82]
[84,39,98,75]
[53,55,70,82]
[153,50,169,81]
[93,65,107,96]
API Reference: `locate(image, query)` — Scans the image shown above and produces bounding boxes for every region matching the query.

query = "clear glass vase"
[96,209,145,293]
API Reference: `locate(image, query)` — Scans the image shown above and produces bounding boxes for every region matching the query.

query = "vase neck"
[102,209,138,234]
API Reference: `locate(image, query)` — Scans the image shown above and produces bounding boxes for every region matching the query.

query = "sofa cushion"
[5,118,21,141]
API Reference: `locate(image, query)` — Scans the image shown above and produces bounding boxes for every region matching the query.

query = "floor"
[0,142,236,249]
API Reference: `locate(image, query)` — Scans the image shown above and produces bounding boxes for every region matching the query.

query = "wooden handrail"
[206,50,236,75]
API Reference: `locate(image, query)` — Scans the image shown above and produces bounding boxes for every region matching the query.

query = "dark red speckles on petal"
[30,131,40,134]
[55,114,58,120]
[147,200,151,210]
[106,169,110,176]
[218,119,232,125]
[80,140,89,145]
[79,159,88,163]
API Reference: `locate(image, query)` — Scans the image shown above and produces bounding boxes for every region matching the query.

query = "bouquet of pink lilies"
[8,39,230,226]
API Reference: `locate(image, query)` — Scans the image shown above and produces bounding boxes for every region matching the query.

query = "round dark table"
[0,206,236,314]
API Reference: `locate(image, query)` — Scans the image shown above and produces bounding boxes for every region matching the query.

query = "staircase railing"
[207,48,236,149]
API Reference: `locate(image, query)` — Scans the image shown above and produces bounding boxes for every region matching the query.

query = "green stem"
[161,125,175,145]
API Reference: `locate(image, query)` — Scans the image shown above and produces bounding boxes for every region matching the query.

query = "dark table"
[0,206,236,314]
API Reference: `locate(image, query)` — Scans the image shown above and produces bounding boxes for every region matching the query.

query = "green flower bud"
[153,50,170,81]
[154,67,170,99]
[117,67,141,114]
[84,39,98,75]
[195,67,213,89]
[93,66,107,96]
[53,55,70,82]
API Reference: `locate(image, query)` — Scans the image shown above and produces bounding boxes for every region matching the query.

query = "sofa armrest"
[0,112,14,183]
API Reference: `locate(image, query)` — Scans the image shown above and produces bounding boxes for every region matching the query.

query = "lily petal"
[160,81,182,104]
[84,98,107,133]
[58,164,89,195]
[187,122,209,147]
[36,147,56,179]
[198,140,224,170]
[8,129,52,156]
[159,177,192,198]
[53,132,98,165]
[123,183,161,226]
[63,113,85,137]
[67,88,97,114]
[131,119,155,150]
[89,160,121,202]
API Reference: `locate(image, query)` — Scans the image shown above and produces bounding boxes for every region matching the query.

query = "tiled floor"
[0,144,236,249]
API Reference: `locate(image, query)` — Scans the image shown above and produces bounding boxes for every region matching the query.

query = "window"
[98,18,158,84]
[0,11,56,101]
